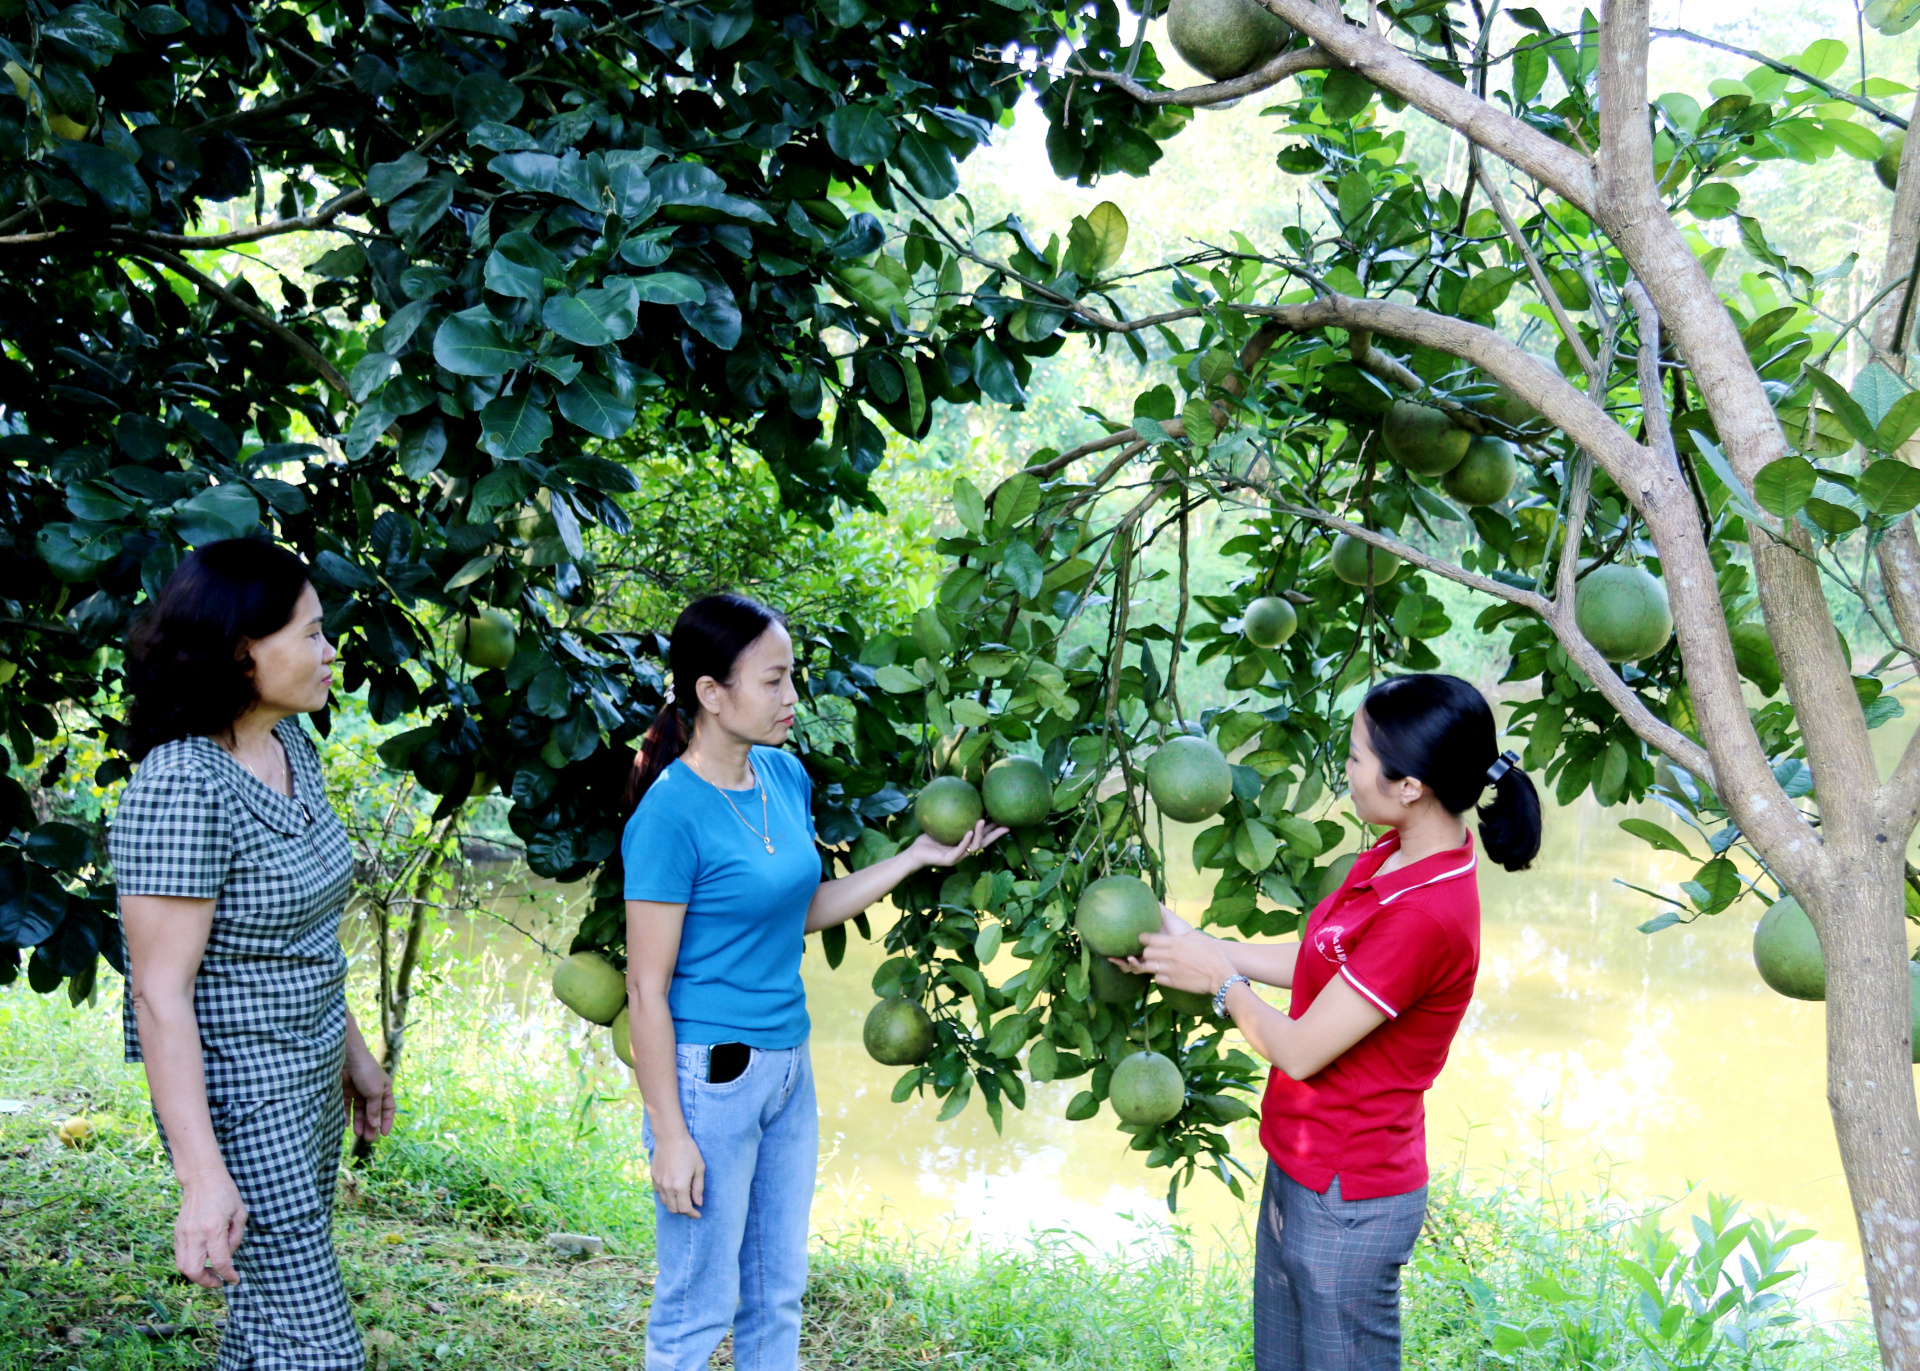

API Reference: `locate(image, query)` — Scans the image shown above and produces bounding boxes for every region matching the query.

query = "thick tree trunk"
[1805,857,1920,1369]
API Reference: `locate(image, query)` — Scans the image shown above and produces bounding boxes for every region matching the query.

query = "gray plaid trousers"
[1254,1162,1428,1371]
[159,1089,363,1370]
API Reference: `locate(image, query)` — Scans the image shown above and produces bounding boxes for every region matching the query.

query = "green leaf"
[1686,857,1742,912]
[1804,366,1879,449]
[1180,397,1217,447]
[490,150,560,195]
[1336,170,1372,225]
[1690,432,1769,526]
[1456,266,1518,316]
[1877,392,1920,450]
[1854,361,1908,427]
[367,152,429,206]
[170,483,260,546]
[444,553,498,591]
[1803,491,1864,538]
[892,128,959,198]
[1065,1090,1099,1121]
[542,278,640,346]
[557,371,636,440]
[630,272,707,304]
[999,539,1045,600]
[1860,459,1920,517]
[1547,268,1591,311]
[40,5,126,67]
[453,70,524,128]
[480,392,552,459]
[971,337,1027,405]
[874,665,921,693]
[132,6,190,34]
[990,472,1041,532]
[1321,68,1374,120]
[825,104,897,165]
[1234,819,1279,872]
[1798,38,1847,79]
[1066,201,1128,276]
[484,230,562,302]
[1618,817,1695,858]
[1273,814,1324,858]
[1683,182,1740,220]
[953,476,986,534]
[1752,455,1816,518]
[675,272,742,350]
[55,143,149,219]
[433,307,526,377]
[387,174,456,242]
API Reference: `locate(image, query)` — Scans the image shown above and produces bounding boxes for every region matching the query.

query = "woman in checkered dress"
[112,539,393,1370]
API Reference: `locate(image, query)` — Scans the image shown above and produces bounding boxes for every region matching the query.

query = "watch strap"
[1213,973,1251,1017]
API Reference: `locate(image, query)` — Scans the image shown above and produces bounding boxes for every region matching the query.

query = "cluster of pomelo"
[551,951,635,1066]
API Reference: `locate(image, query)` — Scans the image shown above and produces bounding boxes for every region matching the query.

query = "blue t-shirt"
[621,746,821,1048]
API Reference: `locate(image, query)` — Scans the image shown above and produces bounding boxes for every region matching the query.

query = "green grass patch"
[0,978,1883,1369]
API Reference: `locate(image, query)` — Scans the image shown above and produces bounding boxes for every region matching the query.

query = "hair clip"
[1485,749,1519,784]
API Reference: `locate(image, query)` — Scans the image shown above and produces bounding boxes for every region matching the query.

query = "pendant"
[765,841,776,854]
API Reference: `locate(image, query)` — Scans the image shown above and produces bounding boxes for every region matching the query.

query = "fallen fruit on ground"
[1573,564,1673,662]
[982,756,1052,827]
[915,775,983,845]
[1440,436,1518,506]
[863,996,935,1066]
[1076,875,1163,958]
[1331,532,1400,587]
[1109,1051,1185,1125]
[58,1116,95,1148]
[1753,896,1824,1001]
[1242,595,1298,648]
[552,951,626,1025]
[1166,0,1291,81]
[1381,400,1471,476]
[456,607,518,671]
[1145,735,1233,823]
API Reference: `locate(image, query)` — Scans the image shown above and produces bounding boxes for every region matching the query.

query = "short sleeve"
[1337,907,1453,1020]
[622,773,698,903]
[108,758,232,899]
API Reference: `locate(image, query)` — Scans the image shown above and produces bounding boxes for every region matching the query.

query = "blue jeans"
[643,1041,817,1371]
[1254,1163,1429,1371]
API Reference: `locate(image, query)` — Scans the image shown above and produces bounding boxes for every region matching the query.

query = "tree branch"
[1624,282,1679,470]
[1651,28,1907,129]
[1475,152,1597,377]
[1074,44,1334,107]
[121,187,371,252]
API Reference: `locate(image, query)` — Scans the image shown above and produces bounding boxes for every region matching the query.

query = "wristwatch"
[1213,974,1251,1017]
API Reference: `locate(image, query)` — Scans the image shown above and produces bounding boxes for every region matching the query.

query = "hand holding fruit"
[1124,927,1238,998]
[906,819,1008,870]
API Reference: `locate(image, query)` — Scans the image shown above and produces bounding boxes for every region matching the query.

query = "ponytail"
[1360,673,1544,873]
[625,591,785,815]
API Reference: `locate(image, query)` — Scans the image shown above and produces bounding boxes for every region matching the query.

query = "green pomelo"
[1089,956,1149,1004]
[553,951,626,1025]
[1880,130,1905,191]
[1440,436,1518,507]
[1076,875,1162,958]
[1330,532,1400,587]
[915,775,984,845]
[610,1005,633,1068]
[1753,897,1824,1001]
[1149,698,1175,725]
[863,996,935,1066]
[1243,595,1298,649]
[1574,564,1673,662]
[457,607,518,671]
[982,756,1053,827]
[1109,1051,1185,1125]
[1381,399,1471,476]
[1316,851,1359,904]
[1729,621,1781,697]
[1160,985,1219,1019]
[1145,735,1233,823]
[1166,0,1291,81]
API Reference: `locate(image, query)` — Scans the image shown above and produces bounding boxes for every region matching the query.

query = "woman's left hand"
[907,820,1009,870]
[1120,928,1239,997]
[342,1051,395,1142]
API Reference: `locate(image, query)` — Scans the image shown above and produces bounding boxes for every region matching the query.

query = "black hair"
[124,538,314,761]
[1360,673,1542,872]
[627,592,786,813]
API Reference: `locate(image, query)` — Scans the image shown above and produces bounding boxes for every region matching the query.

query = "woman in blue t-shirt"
[621,593,1002,1371]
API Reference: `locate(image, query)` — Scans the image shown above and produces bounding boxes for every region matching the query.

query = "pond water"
[433,777,1891,1311]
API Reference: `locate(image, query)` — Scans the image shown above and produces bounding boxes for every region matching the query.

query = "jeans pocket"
[693,1047,757,1095]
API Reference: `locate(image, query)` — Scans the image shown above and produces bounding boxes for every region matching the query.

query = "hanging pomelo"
[1574,564,1673,662]
[1880,129,1905,191]
[610,1006,633,1068]
[1075,875,1162,958]
[1159,985,1220,1019]
[915,775,983,845]
[1753,896,1824,1001]
[456,607,518,671]
[1331,532,1400,587]
[1089,956,1149,1004]
[863,996,935,1066]
[1440,435,1518,506]
[982,756,1052,827]
[1145,735,1233,823]
[1381,399,1471,476]
[552,951,626,1025]
[1166,0,1291,81]
[1109,1051,1185,1125]
[1243,596,1298,648]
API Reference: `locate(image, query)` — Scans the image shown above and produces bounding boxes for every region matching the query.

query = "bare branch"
[1624,282,1679,469]
[1474,152,1597,376]
[1022,429,1140,479]
[1075,44,1334,107]
[1651,28,1906,129]
[126,187,371,251]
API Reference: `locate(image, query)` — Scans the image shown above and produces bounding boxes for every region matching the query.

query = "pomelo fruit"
[863,996,935,1066]
[1076,875,1162,958]
[1160,985,1219,1018]
[57,1116,96,1149]
[552,951,626,1025]
[915,775,983,845]
[1316,851,1358,904]
[1243,596,1297,649]
[1330,532,1400,587]
[1381,399,1471,476]
[1166,0,1291,81]
[1149,699,1175,725]
[1145,735,1233,823]
[1753,896,1823,1001]
[1729,621,1781,697]
[1880,129,1905,191]
[1109,1051,1185,1125]
[610,1006,633,1068]
[982,756,1052,827]
[456,607,517,671]
[1090,956,1149,1004]
[1574,564,1673,662]
[1440,436,1518,507]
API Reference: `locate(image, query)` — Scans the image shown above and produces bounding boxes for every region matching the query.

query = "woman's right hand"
[174,1169,247,1288]
[652,1129,706,1219]
[1157,902,1195,937]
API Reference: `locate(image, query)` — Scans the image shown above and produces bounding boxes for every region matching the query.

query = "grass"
[0,971,1885,1370]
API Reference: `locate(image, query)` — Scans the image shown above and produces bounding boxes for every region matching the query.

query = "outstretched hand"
[907,820,1009,870]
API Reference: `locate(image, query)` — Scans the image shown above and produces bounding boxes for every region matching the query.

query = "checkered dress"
[111,718,363,1370]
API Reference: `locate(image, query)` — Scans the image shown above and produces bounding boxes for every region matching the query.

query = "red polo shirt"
[1258,830,1480,1199]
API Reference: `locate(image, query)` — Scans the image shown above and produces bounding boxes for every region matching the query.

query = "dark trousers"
[1254,1161,1428,1371]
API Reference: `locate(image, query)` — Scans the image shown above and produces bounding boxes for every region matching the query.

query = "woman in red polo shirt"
[1128,673,1541,1371]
